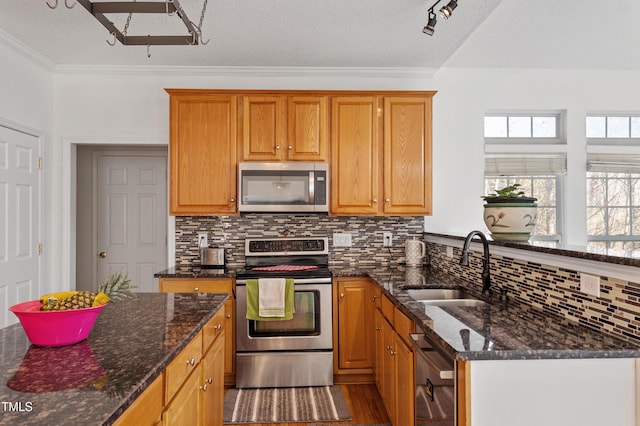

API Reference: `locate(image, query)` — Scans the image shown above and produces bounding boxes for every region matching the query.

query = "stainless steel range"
[235,237,333,388]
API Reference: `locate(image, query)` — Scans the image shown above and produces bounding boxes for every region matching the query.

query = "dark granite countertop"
[424,232,640,267]
[154,266,239,278]
[0,292,227,426]
[332,264,640,362]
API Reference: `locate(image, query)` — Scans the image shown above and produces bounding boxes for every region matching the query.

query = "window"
[586,115,640,144]
[484,113,564,144]
[485,154,565,241]
[586,154,640,255]
[484,111,566,242]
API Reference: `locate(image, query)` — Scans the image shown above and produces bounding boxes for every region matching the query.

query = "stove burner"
[251,265,319,272]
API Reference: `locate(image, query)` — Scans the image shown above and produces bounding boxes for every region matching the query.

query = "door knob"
[98,252,107,258]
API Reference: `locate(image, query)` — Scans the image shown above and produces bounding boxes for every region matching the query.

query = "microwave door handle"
[309,171,315,204]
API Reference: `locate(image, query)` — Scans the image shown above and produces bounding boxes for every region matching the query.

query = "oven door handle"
[236,277,332,285]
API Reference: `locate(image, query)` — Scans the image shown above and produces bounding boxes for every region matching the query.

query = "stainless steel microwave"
[238,162,329,213]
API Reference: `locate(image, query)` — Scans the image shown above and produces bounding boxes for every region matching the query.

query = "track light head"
[422,10,437,36]
[439,0,458,19]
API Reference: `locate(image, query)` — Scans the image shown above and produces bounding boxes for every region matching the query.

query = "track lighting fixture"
[422,0,459,36]
[439,0,457,19]
[422,10,437,36]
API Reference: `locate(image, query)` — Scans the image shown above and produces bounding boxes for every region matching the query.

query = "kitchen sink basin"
[421,299,487,307]
[405,288,474,301]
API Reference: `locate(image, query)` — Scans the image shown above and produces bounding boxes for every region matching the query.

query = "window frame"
[586,114,640,146]
[484,112,566,145]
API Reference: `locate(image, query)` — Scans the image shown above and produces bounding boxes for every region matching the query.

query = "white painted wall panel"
[470,358,636,426]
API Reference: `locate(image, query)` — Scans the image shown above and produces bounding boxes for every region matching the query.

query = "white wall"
[4,64,637,289]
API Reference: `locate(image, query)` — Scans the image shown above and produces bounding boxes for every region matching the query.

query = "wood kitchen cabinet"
[331,93,434,216]
[374,294,416,426]
[166,90,238,215]
[240,95,329,161]
[164,308,225,426]
[334,278,376,372]
[113,374,163,426]
[158,278,235,382]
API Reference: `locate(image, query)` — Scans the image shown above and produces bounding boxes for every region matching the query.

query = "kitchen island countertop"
[0,292,227,426]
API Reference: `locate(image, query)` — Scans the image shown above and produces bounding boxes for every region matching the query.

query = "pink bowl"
[9,300,106,347]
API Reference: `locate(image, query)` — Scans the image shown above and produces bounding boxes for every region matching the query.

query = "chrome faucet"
[460,230,492,294]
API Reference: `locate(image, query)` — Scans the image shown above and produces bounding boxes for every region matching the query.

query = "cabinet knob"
[288,145,293,150]
[226,314,231,319]
[373,199,378,204]
[187,357,195,366]
[340,293,345,298]
[200,384,208,391]
[386,344,392,350]
[375,326,381,331]
[230,198,235,203]
[98,251,107,258]
[215,324,223,330]
[193,287,199,292]
[385,198,390,203]
[207,377,213,384]
[275,145,281,150]
[390,350,396,356]
[372,295,378,302]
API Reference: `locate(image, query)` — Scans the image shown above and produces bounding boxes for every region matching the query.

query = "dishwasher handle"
[409,333,455,381]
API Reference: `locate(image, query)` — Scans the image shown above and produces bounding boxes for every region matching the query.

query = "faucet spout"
[460,230,492,294]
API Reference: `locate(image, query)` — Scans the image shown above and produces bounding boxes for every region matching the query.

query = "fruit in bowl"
[9,272,133,347]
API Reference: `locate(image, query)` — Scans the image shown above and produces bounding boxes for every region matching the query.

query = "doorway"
[76,146,167,293]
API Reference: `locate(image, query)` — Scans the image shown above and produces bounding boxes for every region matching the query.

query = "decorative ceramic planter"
[483,199,537,241]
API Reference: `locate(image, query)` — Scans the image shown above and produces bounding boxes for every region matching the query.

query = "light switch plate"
[333,233,352,247]
[580,273,601,297]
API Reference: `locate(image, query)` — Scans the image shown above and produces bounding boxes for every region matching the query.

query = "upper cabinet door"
[287,96,329,161]
[169,94,238,215]
[383,96,433,215]
[331,96,381,215]
[241,96,287,161]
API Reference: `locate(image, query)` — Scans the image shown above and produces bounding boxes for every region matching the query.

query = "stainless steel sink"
[405,288,474,301]
[421,299,487,307]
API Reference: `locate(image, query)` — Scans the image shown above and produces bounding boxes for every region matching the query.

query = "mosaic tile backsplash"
[175,214,425,268]
[426,240,640,344]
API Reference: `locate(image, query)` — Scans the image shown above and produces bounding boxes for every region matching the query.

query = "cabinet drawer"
[381,295,395,326]
[203,307,226,351]
[113,374,163,426]
[159,278,233,295]
[165,331,203,403]
[394,306,416,347]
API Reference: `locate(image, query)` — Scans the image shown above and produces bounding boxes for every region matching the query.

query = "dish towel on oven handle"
[245,278,295,321]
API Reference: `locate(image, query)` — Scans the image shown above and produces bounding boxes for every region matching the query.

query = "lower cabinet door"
[164,368,200,426]
[395,334,415,426]
[201,334,225,425]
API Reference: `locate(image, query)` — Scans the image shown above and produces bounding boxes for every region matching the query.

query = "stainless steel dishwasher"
[410,333,456,425]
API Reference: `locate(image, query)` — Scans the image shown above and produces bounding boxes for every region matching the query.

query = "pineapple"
[40,272,133,311]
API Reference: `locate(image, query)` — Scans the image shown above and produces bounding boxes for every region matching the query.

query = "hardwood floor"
[225,383,391,426]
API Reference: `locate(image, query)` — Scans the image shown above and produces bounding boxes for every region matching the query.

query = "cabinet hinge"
[37,157,42,169]
[37,243,43,256]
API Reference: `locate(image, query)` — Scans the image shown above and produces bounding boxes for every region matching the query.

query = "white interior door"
[0,125,41,328]
[95,153,167,293]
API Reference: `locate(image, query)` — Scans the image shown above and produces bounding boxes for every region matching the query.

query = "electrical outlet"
[383,232,393,247]
[333,233,352,247]
[446,246,454,258]
[197,233,208,248]
[580,273,601,297]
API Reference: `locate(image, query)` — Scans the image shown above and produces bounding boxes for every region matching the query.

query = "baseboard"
[334,373,375,384]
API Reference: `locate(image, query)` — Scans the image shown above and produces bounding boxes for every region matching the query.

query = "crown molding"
[53,64,437,79]
[0,29,55,72]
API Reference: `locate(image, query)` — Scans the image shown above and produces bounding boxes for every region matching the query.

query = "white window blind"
[485,154,567,176]
[587,154,640,174]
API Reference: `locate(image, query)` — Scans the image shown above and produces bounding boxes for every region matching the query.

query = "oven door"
[235,280,333,351]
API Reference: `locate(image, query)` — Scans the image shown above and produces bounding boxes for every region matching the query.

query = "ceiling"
[0,0,638,71]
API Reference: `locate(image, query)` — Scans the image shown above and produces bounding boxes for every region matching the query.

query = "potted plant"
[482,183,538,240]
